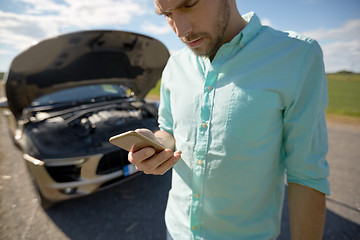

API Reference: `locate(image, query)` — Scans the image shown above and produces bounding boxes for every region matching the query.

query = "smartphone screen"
[109,131,165,153]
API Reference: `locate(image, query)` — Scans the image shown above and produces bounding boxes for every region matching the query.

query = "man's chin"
[190,47,218,59]
[190,49,206,57]
[187,46,210,57]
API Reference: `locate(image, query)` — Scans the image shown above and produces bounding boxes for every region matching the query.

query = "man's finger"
[144,152,182,175]
[128,147,155,165]
[139,149,173,172]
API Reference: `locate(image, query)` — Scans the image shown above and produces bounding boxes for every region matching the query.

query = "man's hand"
[128,129,182,175]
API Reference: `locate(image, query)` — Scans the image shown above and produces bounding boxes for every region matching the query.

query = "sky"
[0,0,359,73]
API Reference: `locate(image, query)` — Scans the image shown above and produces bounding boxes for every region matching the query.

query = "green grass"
[326,73,360,117]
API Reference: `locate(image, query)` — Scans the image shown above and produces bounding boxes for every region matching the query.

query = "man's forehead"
[154,0,191,14]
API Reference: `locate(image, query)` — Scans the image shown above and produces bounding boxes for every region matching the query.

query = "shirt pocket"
[226,88,282,143]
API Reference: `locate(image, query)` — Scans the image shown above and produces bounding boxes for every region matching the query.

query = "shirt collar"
[226,11,262,49]
[197,12,262,64]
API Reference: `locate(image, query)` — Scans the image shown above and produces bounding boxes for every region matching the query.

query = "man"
[129,0,330,239]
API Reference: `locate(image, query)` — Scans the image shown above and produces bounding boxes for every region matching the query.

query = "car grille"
[46,165,81,182]
[44,150,128,183]
[96,150,128,175]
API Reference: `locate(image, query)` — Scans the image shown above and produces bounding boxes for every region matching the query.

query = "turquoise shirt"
[158,12,330,240]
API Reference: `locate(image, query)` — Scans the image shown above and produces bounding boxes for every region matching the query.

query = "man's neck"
[209,12,247,61]
[226,11,247,44]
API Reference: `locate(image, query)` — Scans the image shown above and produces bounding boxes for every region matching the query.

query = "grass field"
[326,73,360,117]
[148,73,360,118]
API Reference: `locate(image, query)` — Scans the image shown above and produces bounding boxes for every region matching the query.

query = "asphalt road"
[0,113,359,239]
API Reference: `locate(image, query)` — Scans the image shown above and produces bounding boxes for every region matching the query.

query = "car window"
[31,84,128,106]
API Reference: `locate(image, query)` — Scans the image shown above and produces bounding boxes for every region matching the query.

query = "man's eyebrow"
[154,0,192,15]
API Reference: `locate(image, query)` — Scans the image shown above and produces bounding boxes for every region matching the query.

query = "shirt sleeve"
[157,64,174,135]
[283,40,330,195]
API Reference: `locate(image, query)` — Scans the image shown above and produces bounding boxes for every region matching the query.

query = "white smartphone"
[109,131,165,153]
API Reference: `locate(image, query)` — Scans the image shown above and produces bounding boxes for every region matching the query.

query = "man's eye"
[185,0,199,8]
[164,12,172,18]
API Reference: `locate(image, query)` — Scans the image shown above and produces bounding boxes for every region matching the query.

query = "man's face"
[154,0,230,58]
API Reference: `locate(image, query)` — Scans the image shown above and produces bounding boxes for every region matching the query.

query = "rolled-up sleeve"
[283,40,330,195]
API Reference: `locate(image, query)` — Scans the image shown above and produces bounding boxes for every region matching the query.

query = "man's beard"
[182,0,230,58]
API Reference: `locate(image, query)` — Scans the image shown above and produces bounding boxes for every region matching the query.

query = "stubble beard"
[183,0,230,58]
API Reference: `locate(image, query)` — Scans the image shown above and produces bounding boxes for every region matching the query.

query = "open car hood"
[5,30,169,118]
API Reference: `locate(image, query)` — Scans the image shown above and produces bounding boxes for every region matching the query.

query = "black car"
[0,30,169,208]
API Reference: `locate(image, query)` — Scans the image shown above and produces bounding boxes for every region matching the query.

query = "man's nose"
[171,13,192,38]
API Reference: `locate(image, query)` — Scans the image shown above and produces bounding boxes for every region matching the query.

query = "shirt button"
[206,86,212,91]
[240,43,244,48]
[194,193,200,198]
[201,123,207,128]
[197,160,203,166]
[192,225,197,230]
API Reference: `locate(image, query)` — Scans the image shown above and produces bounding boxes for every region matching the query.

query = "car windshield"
[31,84,129,107]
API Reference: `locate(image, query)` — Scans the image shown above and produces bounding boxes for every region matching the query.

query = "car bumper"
[23,152,139,202]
